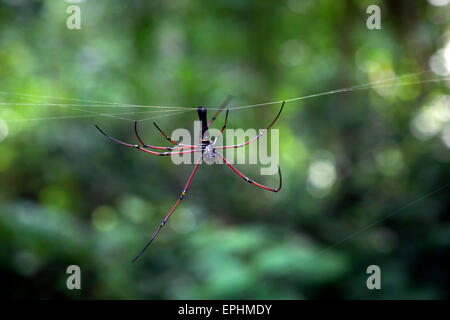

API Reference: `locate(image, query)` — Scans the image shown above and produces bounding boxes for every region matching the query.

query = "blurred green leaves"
[0,0,449,299]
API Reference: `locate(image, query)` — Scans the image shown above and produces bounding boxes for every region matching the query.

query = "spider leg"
[213,109,229,145]
[134,121,197,151]
[217,152,282,192]
[95,125,202,156]
[217,101,285,150]
[153,121,201,147]
[207,95,233,128]
[132,157,203,262]
[153,121,181,145]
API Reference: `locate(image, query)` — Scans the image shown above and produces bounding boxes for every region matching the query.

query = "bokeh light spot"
[286,0,313,13]
[411,95,450,140]
[429,46,450,76]
[92,205,118,232]
[118,195,150,224]
[374,148,404,177]
[427,0,450,6]
[280,40,307,66]
[171,207,197,234]
[307,151,337,198]
[38,186,71,211]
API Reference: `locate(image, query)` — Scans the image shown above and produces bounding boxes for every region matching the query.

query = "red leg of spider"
[134,121,197,151]
[152,121,200,148]
[217,153,282,192]
[213,109,229,144]
[95,125,202,156]
[132,157,202,262]
[152,121,180,145]
[217,101,285,150]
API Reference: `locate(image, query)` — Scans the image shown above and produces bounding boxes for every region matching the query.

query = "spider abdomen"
[202,144,216,164]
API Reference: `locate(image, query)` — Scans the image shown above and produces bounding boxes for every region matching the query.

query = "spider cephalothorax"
[197,106,222,164]
[95,97,284,262]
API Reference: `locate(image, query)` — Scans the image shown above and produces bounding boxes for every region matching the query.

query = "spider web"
[0,69,448,123]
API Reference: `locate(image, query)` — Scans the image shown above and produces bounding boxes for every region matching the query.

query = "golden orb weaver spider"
[95,98,284,262]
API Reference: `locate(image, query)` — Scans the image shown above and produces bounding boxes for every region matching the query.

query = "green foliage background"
[0,0,449,299]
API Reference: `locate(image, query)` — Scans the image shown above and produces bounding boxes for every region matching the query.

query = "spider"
[95,98,284,262]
